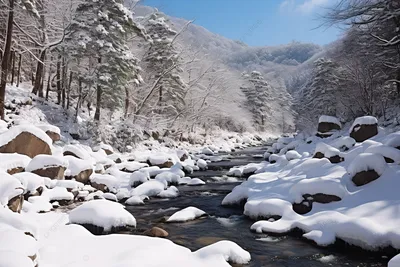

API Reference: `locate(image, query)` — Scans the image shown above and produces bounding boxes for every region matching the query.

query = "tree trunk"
[56,55,61,104]
[10,50,15,84]
[94,57,102,121]
[61,57,66,108]
[67,71,73,110]
[124,87,130,118]
[0,0,15,120]
[45,56,52,100]
[75,78,82,121]
[16,53,21,87]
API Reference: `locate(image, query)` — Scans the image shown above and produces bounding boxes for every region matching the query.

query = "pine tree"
[66,0,144,121]
[240,71,272,129]
[141,11,186,116]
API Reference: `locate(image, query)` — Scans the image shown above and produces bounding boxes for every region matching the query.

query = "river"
[126,146,387,267]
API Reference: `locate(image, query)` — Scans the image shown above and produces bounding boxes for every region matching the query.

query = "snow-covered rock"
[89,174,118,193]
[158,186,179,198]
[350,116,378,142]
[194,240,251,265]
[25,154,68,180]
[129,170,150,187]
[167,206,206,222]
[130,180,166,197]
[69,200,136,232]
[0,153,30,174]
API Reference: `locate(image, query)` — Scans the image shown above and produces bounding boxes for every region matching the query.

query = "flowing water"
[126,147,388,267]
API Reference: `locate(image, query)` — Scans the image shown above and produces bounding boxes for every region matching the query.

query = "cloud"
[280,0,331,15]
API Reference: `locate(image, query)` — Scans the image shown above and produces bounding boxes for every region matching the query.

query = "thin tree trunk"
[56,55,61,104]
[94,57,102,121]
[16,53,21,87]
[67,71,73,110]
[32,50,46,96]
[124,87,129,118]
[61,57,66,108]
[10,50,15,84]
[0,0,15,120]
[39,54,46,98]
[45,56,52,100]
[75,77,82,121]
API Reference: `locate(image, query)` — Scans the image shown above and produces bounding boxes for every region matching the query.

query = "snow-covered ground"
[0,84,264,266]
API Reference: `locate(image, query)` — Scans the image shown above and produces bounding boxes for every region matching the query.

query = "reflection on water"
[126,146,387,267]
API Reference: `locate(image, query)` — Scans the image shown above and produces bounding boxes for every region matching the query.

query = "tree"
[66,0,144,121]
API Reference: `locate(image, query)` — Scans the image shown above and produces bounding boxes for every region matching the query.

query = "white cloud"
[279,0,331,15]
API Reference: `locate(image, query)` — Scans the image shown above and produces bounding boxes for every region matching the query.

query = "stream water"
[126,146,387,267]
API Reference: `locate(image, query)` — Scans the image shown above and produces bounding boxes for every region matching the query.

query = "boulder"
[32,167,66,180]
[46,131,60,142]
[304,193,341,204]
[352,170,380,186]
[350,116,378,142]
[7,167,24,175]
[66,169,93,184]
[144,227,169,238]
[0,131,51,158]
[316,116,342,138]
[90,182,109,193]
[292,201,312,215]
[8,194,24,213]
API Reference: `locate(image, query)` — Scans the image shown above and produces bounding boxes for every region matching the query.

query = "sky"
[140,0,343,47]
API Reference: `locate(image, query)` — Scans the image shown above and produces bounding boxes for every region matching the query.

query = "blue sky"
[140,0,343,46]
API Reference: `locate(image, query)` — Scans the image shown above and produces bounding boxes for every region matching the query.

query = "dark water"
[126,147,387,267]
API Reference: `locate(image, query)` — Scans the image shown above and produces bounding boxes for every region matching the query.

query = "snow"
[158,186,179,198]
[13,172,45,193]
[130,180,166,197]
[63,144,92,160]
[0,125,52,149]
[330,136,356,150]
[116,161,148,172]
[155,171,180,185]
[314,142,340,158]
[148,153,174,166]
[69,200,136,231]
[64,155,93,176]
[0,171,24,205]
[25,154,68,172]
[350,116,378,132]
[56,180,84,191]
[187,178,206,186]
[129,170,150,187]
[0,153,31,171]
[25,196,53,213]
[389,254,400,267]
[285,150,302,161]
[41,187,74,202]
[103,192,118,202]
[365,145,400,163]
[0,251,34,267]
[318,115,341,127]
[317,255,336,263]
[201,147,214,155]
[125,195,146,205]
[89,174,118,193]
[167,206,206,222]
[0,225,38,258]
[347,153,387,177]
[36,124,61,134]
[194,240,251,265]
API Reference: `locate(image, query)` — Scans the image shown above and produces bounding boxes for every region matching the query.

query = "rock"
[90,182,109,193]
[316,116,342,138]
[304,193,341,204]
[7,167,24,175]
[350,116,378,142]
[0,132,51,158]
[292,201,312,215]
[103,149,113,155]
[147,159,173,169]
[32,166,66,180]
[8,194,24,213]
[66,169,93,184]
[144,227,169,238]
[313,152,324,159]
[46,131,60,142]
[352,170,380,186]
[327,155,343,164]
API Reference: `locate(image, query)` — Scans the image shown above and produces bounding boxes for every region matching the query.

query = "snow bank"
[69,199,136,230]
[167,206,206,222]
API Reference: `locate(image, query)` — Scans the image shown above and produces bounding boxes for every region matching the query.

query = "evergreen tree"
[66,0,144,121]
[141,11,186,116]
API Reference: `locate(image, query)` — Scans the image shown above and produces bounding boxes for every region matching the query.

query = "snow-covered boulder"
[176,149,189,161]
[0,153,30,174]
[89,174,118,193]
[117,161,148,173]
[350,116,378,142]
[93,143,114,155]
[125,195,147,206]
[348,153,387,186]
[129,170,150,187]
[285,150,301,161]
[167,206,207,222]
[148,154,174,168]
[64,155,93,184]
[155,171,180,185]
[0,125,52,158]
[187,178,206,186]
[26,155,68,180]
[194,240,251,265]
[36,124,61,143]
[365,145,400,163]
[313,143,343,163]
[69,199,136,234]
[201,147,214,156]
[158,186,179,198]
[130,180,166,197]
[63,144,91,160]
[13,172,45,198]
[41,186,74,205]
[330,136,356,151]
[0,172,24,212]
[317,115,341,138]
[144,226,169,238]
[196,159,207,170]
